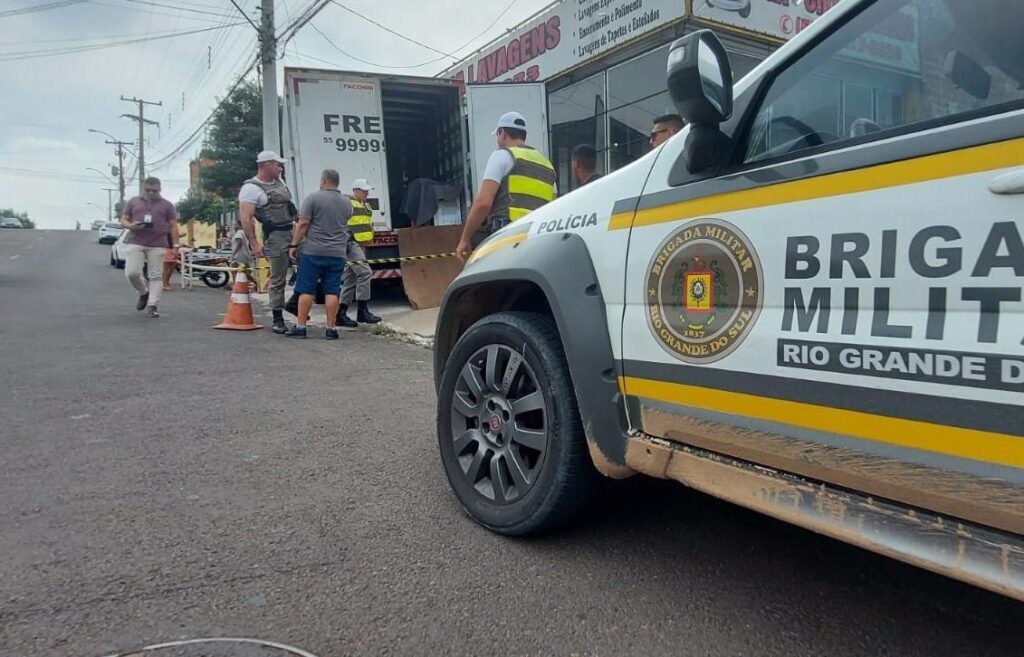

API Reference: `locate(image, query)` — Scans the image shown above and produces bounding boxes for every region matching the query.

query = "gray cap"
[256,150,285,164]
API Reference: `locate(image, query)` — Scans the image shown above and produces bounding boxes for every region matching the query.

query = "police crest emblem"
[645,218,763,363]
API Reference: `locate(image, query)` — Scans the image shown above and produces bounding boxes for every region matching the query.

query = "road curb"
[370,321,434,350]
[252,291,434,349]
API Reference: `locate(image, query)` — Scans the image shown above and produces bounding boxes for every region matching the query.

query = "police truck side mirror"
[667,31,734,174]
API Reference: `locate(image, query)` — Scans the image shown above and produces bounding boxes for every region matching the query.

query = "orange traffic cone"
[213,267,263,331]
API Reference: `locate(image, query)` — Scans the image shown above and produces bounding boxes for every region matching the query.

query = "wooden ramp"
[397,226,464,310]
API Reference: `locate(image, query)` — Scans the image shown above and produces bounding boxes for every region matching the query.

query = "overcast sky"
[0,0,552,229]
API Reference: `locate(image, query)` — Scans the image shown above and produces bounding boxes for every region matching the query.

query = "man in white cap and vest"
[239,150,294,334]
[337,178,381,328]
[456,111,556,262]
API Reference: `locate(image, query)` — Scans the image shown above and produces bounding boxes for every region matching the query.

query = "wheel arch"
[434,233,634,477]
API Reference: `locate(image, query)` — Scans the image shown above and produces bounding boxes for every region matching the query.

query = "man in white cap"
[337,178,381,327]
[456,111,556,262]
[239,150,294,333]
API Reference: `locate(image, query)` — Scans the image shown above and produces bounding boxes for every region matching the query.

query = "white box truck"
[281,67,548,280]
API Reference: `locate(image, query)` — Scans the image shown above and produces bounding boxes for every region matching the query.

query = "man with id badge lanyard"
[120,176,181,318]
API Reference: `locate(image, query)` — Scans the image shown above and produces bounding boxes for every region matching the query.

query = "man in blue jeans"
[285,168,352,340]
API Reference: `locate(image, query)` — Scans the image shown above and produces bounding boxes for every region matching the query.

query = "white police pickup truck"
[433,0,1024,600]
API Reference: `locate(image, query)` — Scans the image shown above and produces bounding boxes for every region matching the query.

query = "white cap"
[256,150,286,164]
[352,178,374,191]
[492,111,528,135]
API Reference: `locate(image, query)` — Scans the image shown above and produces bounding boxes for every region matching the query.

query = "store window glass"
[729,52,762,81]
[549,73,606,194]
[605,47,765,172]
[607,45,671,172]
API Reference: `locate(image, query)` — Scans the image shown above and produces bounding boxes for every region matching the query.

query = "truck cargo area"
[380,79,465,230]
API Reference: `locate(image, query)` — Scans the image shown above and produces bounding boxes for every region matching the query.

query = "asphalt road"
[1,229,1022,657]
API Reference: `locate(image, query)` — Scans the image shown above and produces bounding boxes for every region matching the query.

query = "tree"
[176,189,237,225]
[199,80,264,198]
[0,208,34,229]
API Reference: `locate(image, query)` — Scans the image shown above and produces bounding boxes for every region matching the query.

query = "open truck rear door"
[465,82,549,197]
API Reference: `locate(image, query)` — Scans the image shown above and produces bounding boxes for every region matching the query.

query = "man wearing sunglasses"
[120,176,180,318]
[649,113,685,148]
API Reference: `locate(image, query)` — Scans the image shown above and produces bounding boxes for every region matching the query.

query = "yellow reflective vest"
[349,198,374,243]
[487,146,556,224]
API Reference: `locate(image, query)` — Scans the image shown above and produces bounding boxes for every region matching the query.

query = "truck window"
[743,0,1024,164]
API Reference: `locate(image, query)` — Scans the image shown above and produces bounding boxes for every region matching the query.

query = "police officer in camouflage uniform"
[337,178,381,328]
[239,150,294,334]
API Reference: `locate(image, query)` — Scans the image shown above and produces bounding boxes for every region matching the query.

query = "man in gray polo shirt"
[284,168,352,340]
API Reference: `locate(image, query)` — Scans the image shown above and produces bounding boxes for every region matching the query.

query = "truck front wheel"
[437,311,597,536]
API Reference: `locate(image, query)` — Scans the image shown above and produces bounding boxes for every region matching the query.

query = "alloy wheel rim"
[449,344,548,503]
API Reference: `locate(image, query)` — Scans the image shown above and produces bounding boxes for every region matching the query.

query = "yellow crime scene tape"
[185,252,458,275]
[348,252,457,265]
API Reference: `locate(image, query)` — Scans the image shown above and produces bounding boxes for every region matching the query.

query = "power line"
[146,54,259,171]
[116,0,239,20]
[0,0,87,19]
[174,6,243,108]
[307,0,518,71]
[0,24,229,47]
[152,35,256,153]
[277,0,331,49]
[309,22,446,69]
[87,0,231,23]
[227,0,260,30]
[0,165,185,184]
[0,22,244,62]
[164,16,238,144]
[329,0,451,57]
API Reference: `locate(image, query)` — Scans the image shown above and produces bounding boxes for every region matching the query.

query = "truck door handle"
[988,169,1024,195]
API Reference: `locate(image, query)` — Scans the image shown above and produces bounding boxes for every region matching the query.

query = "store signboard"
[440,0,687,87]
[691,0,838,40]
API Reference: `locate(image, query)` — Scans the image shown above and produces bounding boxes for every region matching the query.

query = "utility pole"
[102,188,118,221]
[104,139,133,208]
[260,0,279,153]
[120,95,162,193]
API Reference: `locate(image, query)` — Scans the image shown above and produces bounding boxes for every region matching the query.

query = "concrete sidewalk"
[252,283,438,347]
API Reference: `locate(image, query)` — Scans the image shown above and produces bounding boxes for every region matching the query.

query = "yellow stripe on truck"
[609,136,1024,230]
[620,375,1024,470]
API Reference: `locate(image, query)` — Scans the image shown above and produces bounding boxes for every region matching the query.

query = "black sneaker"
[136,293,149,311]
[272,316,288,334]
[284,325,307,339]
[146,305,159,318]
[357,305,381,324]
[325,327,339,340]
[337,313,358,329]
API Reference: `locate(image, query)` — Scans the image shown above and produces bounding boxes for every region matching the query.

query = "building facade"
[440,0,842,194]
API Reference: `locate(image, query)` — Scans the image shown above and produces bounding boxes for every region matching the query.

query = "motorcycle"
[176,250,232,288]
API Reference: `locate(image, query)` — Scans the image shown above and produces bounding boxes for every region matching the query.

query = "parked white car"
[98,222,123,244]
[109,230,128,269]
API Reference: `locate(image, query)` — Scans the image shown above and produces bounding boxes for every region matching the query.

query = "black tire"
[202,271,230,288]
[115,259,125,270]
[109,254,115,266]
[437,311,598,536]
